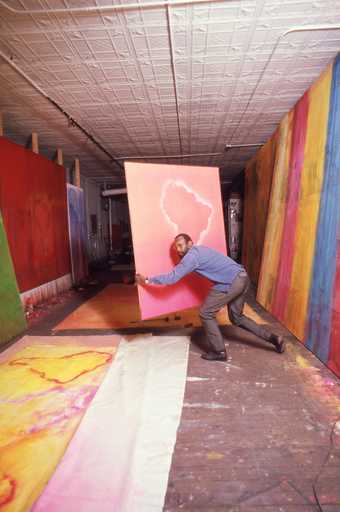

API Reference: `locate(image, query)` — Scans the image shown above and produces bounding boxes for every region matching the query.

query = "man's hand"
[135,273,148,285]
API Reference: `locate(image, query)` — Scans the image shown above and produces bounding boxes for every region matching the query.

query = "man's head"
[174,233,193,258]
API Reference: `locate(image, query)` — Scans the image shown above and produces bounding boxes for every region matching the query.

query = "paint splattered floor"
[164,321,340,511]
[2,278,340,511]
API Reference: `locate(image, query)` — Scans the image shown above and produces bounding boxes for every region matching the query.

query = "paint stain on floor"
[54,283,266,331]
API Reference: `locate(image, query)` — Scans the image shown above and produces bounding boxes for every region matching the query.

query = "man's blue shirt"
[149,245,244,292]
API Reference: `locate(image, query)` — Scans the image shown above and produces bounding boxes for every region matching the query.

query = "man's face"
[175,237,192,258]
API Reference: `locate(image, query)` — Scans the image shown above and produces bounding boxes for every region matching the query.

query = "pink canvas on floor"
[125,162,227,319]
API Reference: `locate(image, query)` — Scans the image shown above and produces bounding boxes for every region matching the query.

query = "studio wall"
[0,137,71,293]
[244,54,340,377]
[81,177,108,262]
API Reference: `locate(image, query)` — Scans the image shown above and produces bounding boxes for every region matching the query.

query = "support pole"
[53,148,63,166]
[73,158,81,187]
[108,197,113,253]
[26,132,39,154]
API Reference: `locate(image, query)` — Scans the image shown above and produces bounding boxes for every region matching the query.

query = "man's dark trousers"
[199,271,272,353]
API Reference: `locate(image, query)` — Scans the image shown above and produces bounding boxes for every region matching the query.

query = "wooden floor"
[5,271,340,512]
[164,315,340,511]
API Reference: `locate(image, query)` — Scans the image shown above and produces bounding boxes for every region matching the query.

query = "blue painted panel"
[305,53,340,362]
[67,184,88,285]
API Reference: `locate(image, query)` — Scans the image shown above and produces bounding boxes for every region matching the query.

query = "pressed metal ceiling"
[0,0,339,186]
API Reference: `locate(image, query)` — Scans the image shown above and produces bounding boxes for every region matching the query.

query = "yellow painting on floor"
[0,343,116,511]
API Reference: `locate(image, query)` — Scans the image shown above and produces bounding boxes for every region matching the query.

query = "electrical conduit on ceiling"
[115,144,264,160]
[0,0,228,171]
[0,44,261,165]
[0,49,125,172]
[0,0,228,15]
[0,0,339,167]
[0,0,230,168]
[228,24,340,145]
[165,4,183,155]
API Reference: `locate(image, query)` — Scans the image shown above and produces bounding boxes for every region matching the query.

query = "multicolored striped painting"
[248,54,340,377]
[0,212,26,345]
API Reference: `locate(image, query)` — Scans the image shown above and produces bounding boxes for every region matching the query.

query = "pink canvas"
[125,162,227,319]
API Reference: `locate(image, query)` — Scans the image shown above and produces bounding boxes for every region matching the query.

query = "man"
[136,233,284,362]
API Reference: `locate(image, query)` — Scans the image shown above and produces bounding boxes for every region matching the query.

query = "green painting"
[0,212,26,345]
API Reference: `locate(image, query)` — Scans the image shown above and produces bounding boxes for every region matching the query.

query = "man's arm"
[136,251,198,286]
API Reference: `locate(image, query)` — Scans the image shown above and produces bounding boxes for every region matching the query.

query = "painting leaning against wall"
[0,137,71,294]
[246,55,340,377]
[304,54,340,375]
[67,184,88,285]
[0,212,26,345]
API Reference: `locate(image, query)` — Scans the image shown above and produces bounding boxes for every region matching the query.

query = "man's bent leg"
[228,273,285,353]
[199,277,248,354]
[199,289,229,353]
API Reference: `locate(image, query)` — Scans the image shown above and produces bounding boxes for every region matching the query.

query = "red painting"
[125,162,227,319]
[0,137,70,292]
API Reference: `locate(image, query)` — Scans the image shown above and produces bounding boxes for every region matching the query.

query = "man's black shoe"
[269,334,285,353]
[201,350,227,361]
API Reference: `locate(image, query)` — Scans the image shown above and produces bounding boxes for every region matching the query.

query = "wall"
[111,196,131,255]
[244,54,340,376]
[81,178,132,263]
[81,177,108,262]
[0,137,71,295]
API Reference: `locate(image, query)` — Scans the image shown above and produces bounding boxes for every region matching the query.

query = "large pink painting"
[125,162,227,319]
